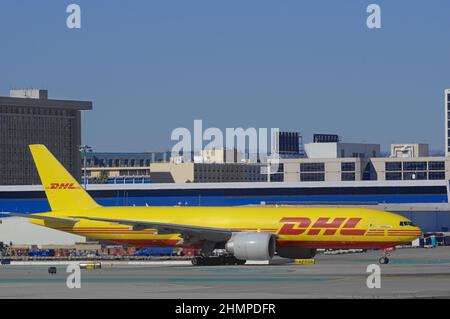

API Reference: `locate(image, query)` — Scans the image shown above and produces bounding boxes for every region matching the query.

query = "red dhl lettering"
[278,217,366,236]
[277,217,311,235]
[46,183,78,190]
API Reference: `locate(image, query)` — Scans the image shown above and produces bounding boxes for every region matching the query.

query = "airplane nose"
[412,226,423,238]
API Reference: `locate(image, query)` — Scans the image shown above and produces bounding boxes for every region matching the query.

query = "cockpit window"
[400,221,416,227]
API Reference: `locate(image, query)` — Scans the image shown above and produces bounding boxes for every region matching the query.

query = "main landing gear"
[190,242,246,266]
[191,255,246,266]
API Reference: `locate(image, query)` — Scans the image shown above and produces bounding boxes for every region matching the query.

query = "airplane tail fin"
[29,144,100,212]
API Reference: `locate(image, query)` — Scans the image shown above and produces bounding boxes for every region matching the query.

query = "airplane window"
[400,221,416,227]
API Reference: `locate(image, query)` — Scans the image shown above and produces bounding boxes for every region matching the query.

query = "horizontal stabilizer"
[5,212,78,225]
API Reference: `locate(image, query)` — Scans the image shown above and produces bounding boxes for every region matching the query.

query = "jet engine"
[276,246,316,259]
[225,232,275,260]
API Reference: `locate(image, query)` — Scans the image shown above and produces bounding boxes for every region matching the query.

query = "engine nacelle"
[276,246,316,259]
[225,232,275,260]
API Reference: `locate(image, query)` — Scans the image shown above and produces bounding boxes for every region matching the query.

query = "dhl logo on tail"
[46,182,80,190]
[279,217,366,236]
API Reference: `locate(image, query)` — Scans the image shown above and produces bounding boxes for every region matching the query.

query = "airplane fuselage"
[30,206,421,250]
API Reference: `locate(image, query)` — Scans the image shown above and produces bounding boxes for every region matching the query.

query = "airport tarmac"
[1,247,450,299]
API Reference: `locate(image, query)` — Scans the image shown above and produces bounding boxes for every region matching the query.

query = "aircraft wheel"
[378,257,389,264]
[191,257,204,266]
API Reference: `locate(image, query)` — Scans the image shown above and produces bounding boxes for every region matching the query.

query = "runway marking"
[388,259,450,265]
[191,267,295,274]
[0,277,335,283]
[343,258,450,265]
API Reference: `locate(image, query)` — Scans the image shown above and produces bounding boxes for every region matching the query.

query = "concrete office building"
[87,161,281,184]
[194,162,283,183]
[281,157,366,182]
[281,143,450,183]
[0,89,92,185]
[85,141,449,184]
[304,142,380,159]
[369,157,449,181]
[195,148,244,164]
[281,156,450,182]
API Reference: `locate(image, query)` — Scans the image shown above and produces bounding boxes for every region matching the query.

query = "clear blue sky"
[1,1,449,152]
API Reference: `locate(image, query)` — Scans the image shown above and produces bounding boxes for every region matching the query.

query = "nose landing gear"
[378,247,395,264]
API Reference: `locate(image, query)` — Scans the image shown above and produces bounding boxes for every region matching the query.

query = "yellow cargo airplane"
[5,145,422,265]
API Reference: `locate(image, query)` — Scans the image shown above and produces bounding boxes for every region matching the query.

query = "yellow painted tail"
[29,144,100,212]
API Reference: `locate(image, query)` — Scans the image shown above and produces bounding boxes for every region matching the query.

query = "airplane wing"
[70,216,233,243]
[3,212,78,225]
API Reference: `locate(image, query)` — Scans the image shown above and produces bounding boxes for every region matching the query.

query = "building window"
[429,171,445,180]
[403,172,427,180]
[300,173,325,182]
[386,172,402,180]
[341,162,355,172]
[429,161,445,171]
[403,162,427,171]
[385,162,402,171]
[341,172,355,181]
[300,163,325,172]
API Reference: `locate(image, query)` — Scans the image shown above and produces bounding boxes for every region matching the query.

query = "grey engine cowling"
[225,232,276,260]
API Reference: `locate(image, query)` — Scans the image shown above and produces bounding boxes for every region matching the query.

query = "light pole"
[78,145,92,189]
